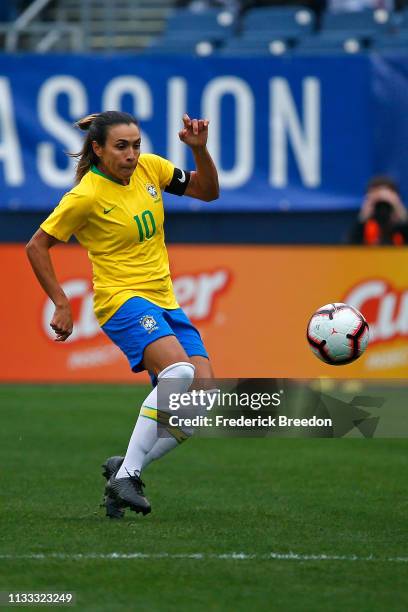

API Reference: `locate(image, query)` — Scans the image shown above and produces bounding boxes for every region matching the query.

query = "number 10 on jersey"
[134,210,156,242]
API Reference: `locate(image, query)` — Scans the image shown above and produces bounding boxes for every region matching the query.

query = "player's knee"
[158,361,195,393]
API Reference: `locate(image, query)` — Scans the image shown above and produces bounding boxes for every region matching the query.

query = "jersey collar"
[91,164,126,185]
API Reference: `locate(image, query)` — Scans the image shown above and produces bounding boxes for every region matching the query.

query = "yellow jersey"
[41,153,180,326]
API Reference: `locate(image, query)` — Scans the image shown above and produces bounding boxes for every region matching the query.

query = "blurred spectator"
[328,0,395,11]
[348,176,408,245]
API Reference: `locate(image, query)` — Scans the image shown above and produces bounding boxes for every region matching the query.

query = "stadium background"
[1,2,408,611]
[3,1,408,381]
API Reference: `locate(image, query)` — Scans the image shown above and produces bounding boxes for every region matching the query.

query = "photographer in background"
[348,176,408,245]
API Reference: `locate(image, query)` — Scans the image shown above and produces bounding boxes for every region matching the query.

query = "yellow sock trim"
[140,406,189,443]
[140,406,158,421]
[166,427,189,443]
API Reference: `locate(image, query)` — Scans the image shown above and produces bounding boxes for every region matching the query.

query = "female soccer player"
[26,110,219,518]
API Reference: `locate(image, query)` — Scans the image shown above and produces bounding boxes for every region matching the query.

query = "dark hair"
[70,111,139,184]
[366,175,400,196]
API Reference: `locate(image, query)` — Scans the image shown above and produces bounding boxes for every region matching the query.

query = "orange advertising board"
[3,244,408,381]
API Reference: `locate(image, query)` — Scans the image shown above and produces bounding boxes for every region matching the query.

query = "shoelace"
[125,468,146,495]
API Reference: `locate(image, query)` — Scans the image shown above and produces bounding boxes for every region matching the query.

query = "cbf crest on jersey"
[140,315,158,334]
[146,184,158,199]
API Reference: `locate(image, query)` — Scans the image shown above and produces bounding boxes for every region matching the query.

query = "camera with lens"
[372,200,393,227]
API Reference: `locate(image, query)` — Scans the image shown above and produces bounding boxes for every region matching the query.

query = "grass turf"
[0,384,407,611]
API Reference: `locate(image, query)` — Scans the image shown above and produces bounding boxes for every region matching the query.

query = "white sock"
[142,437,179,470]
[115,362,195,479]
[141,388,219,471]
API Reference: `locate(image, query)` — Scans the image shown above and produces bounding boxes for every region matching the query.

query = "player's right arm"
[26,187,92,342]
[26,229,73,342]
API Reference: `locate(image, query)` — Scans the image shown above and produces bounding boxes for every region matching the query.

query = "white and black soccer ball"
[307,303,370,365]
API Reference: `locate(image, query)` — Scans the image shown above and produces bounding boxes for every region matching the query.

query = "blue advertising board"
[0,53,404,212]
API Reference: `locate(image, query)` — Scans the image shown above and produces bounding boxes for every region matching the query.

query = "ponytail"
[69,111,138,184]
[75,113,100,132]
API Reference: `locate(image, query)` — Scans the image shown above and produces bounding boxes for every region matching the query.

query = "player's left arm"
[179,114,219,202]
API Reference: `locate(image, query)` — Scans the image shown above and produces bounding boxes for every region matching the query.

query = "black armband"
[164,168,191,196]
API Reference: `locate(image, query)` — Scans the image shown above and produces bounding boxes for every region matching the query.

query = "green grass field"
[1,384,407,611]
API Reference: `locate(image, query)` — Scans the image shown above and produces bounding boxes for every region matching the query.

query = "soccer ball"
[307,303,369,365]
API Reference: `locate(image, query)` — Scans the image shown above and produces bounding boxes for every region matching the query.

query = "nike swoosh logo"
[104,207,115,214]
[177,170,186,184]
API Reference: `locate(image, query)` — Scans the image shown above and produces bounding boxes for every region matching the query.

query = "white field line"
[0,552,407,563]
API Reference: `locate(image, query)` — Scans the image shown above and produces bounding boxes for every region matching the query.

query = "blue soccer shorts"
[101,296,209,373]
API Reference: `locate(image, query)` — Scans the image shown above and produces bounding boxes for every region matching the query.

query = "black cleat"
[101,456,125,519]
[102,456,124,481]
[106,470,151,516]
[102,494,126,519]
